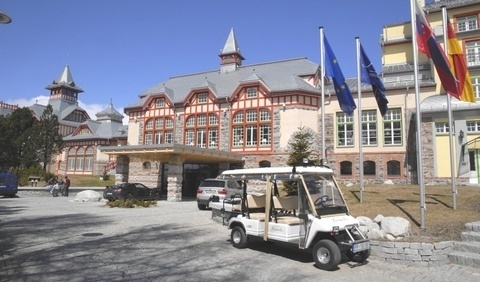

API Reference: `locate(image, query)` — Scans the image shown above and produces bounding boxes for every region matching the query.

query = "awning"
[99,143,244,163]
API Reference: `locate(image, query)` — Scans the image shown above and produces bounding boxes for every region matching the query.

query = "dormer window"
[198,93,207,104]
[156,98,165,108]
[247,87,257,99]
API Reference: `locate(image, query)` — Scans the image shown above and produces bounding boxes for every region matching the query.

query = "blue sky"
[0,0,414,122]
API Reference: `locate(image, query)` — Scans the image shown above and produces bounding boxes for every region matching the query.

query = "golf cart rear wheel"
[231,226,248,248]
[312,239,341,270]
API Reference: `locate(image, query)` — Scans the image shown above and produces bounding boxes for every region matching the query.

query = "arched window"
[340,161,352,175]
[364,161,376,175]
[387,160,401,175]
[67,146,94,173]
[259,160,271,167]
[232,108,272,149]
[184,114,218,148]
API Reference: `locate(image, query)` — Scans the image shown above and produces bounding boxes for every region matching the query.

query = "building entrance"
[183,164,219,197]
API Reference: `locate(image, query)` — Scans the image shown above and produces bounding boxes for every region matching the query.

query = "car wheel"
[231,226,248,248]
[153,192,161,200]
[197,203,207,210]
[125,193,134,200]
[312,239,341,270]
[346,235,370,263]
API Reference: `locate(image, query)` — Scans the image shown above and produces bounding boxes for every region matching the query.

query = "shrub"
[105,199,157,208]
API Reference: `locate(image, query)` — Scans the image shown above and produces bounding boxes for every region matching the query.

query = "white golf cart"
[216,166,370,270]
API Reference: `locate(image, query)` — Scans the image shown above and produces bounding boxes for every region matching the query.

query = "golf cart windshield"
[301,174,348,216]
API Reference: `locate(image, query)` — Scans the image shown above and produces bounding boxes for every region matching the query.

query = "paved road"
[1,192,480,281]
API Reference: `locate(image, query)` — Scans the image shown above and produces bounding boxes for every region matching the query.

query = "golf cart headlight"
[331,226,339,235]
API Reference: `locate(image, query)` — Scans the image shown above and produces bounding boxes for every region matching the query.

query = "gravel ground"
[1,192,480,281]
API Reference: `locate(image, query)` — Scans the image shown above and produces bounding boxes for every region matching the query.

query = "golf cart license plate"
[352,242,369,253]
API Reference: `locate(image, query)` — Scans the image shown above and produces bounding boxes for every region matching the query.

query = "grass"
[66,175,115,187]
[33,175,115,187]
[342,184,480,242]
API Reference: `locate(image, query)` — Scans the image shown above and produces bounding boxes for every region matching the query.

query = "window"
[145,133,153,145]
[155,118,163,129]
[145,119,154,130]
[361,110,377,146]
[184,114,219,148]
[147,117,173,145]
[198,93,207,104]
[197,115,207,126]
[472,76,480,100]
[247,87,257,98]
[143,162,151,169]
[186,116,195,127]
[435,122,450,133]
[232,108,272,148]
[233,111,244,123]
[209,128,218,148]
[383,109,402,145]
[156,98,165,108]
[165,118,173,128]
[467,120,480,132]
[457,15,478,32]
[185,130,195,146]
[337,113,354,147]
[340,161,352,175]
[209,114,218,125]
[259,160,271,167]
[67,146,94,173]
[363,161,376,175]
[387,160,400,175]
[466,40,480,67]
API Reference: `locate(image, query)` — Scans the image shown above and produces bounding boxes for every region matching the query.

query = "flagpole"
[320,27,326,162]
[356,37,364,203]
[411,0,426,229]
[442,6,457,210]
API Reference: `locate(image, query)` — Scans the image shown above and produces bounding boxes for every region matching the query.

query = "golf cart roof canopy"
[218,166,333,180]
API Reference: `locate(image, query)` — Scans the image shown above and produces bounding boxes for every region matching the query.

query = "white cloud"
[4,96,128,125]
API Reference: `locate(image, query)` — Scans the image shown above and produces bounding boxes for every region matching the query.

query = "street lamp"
[0,10,12,24]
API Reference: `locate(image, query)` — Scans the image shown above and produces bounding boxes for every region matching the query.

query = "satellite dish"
[0,10,12,24]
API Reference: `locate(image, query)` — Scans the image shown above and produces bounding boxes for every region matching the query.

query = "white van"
[216,166,370,270]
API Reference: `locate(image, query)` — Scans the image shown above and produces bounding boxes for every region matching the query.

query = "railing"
[0,101,19,110]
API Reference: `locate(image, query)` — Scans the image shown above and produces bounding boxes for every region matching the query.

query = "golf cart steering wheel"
[314,195,330,207]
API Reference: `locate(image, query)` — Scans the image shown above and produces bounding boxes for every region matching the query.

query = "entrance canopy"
[99,144,244,163]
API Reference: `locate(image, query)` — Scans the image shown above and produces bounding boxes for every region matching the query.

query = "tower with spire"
[219,28,244,73]
[46,65,84,105]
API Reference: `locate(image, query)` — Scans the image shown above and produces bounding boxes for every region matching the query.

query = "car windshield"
[199,180,225,188]
[302,174,347,216]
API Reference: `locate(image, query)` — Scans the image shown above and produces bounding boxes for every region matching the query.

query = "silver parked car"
[196,178,242,210]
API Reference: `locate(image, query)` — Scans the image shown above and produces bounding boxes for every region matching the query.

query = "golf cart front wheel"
[312,239,341,270]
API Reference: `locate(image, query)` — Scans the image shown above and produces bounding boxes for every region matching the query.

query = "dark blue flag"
[324,34,356,116]
[359,44,389,116]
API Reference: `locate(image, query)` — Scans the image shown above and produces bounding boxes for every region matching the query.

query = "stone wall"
[371,240,454,266]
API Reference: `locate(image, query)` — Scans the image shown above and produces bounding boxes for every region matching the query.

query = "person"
[64,176,70,197]
[48,177,56,194]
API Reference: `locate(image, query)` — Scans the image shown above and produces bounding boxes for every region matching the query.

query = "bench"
[247,194,266,221]
[272,196,299,225]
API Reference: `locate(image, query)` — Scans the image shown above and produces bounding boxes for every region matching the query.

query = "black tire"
[346,235,370,263]
[231,226,248,248]
[312,239,341,270]
[197,203,207,210]
[153,192,161,200]
[125,193,134,200]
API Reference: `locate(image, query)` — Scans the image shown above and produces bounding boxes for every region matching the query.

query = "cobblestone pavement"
[1,191,480,281]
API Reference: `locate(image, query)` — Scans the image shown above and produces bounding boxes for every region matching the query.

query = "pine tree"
[36,105,64,172]
[286,126,319,166]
